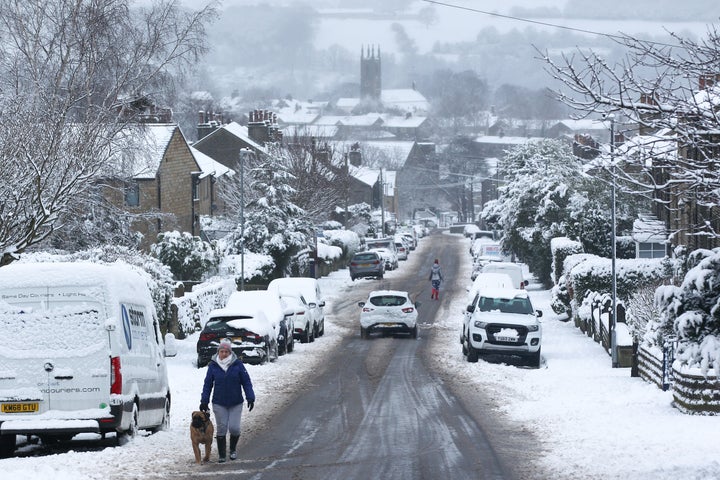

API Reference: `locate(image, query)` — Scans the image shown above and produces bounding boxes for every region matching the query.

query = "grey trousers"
[212,403,243,437]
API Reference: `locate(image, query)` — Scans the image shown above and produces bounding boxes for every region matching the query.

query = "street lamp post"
[239,148,250,291]
[609,114,619,367]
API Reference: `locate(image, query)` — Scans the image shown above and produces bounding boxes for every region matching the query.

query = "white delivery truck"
[0,261,176,457]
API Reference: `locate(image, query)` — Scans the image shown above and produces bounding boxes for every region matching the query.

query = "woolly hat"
[434,259,439,264]
[218,338,233,352]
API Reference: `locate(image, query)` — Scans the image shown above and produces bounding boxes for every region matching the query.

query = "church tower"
[360,45,382,100]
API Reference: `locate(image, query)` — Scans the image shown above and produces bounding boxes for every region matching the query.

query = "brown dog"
[190,410,214,464]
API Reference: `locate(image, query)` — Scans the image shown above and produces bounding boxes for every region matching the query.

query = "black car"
[197,307,279,367]
[349,251,385,281]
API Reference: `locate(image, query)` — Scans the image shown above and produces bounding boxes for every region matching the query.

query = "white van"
[0,262,176,457]
[481,262,528,290]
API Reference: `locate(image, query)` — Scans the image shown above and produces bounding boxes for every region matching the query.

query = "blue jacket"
[201,353,255,407]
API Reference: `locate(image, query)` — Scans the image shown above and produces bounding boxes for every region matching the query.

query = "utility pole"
[609,114,619,368]
[239,148,249,291]
[380,168,385,237]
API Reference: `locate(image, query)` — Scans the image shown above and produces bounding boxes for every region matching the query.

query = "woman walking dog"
[200,338,255,463]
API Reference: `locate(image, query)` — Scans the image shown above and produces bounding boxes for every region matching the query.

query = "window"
[124,182,139,207]
[638,242,665,258]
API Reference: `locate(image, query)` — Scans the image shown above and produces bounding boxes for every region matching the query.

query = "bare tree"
[0,0,216,266]
[540,26,720,238]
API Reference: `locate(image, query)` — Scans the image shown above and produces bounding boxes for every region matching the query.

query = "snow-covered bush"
[322,228,361,260]
[151,230,219,282]
[653,248,720,376]
[550,274,571,318]
[626,282,665,343]
[550,237,583,286]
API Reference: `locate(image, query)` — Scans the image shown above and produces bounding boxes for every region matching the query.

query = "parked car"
[197,291,287,366]
[277,292,315,344]
[394,240,409,261]
[461,287,543,367]
[267,277,326,338]
[370,247,399,270]
[349,251,385,281]
[481,262,528,289]
[358,290,420,339]
[0,262,176,457]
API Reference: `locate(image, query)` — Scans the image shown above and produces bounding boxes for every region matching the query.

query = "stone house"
[105,123,232,249]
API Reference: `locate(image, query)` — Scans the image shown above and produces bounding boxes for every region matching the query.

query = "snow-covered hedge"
[171,277,236,336]
[568,255,673,314]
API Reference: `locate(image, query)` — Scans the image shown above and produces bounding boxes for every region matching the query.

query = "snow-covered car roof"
[267,277,319,300]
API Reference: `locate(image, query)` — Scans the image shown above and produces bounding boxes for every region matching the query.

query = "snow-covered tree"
[241,151,313,278]
[0,0,215,267]
[482,139,638,286]
[151,231,218,282]
[654,248,720,376]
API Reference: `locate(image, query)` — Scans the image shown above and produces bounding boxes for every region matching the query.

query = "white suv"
[461,288,543,367]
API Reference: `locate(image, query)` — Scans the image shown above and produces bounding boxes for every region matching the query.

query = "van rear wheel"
[0,434,16,458]
[118,403,139,445]
[151,396,170,433]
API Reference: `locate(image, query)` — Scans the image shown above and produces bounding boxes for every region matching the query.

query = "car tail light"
[245,333,262,343]
[350,262,358,266]
[402,307,414,313]
[372,260,380,265]
[110,356,122,395]
[199,332,219,342]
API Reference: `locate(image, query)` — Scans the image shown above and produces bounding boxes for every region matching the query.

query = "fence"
[638,343,720,415]
[581,296,633,367]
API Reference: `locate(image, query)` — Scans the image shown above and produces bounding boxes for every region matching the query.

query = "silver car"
[349,251,385,281]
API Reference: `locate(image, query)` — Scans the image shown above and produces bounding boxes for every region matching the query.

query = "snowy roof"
[281,124,338,139]
[632,215,668,243]
[276,112,320,125]
[198,121,266,153]
[124,124,177,180]
[474,135,545,145]
[313,115,345,126]
[380,114,427,128]
[381,89,429,112]
[337,114,383,127]
[553,119,610,133]
[350,166,379,186]
[361,140,415,165]
[190,146,235,179]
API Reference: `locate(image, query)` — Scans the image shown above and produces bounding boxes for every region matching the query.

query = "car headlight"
[473,321,488,329]
[526,324,539,332]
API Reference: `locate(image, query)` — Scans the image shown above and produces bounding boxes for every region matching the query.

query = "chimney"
[247,109,282,145]
[348,142,362,167]
[699,73,720,90]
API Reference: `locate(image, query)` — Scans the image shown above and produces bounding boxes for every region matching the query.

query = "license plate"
[1,402,39,413]
[359,263,371,267]
[495,336,517,342]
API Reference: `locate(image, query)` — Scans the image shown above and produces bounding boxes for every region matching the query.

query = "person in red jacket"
[428,258,443,300]
[200,338,255,463]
